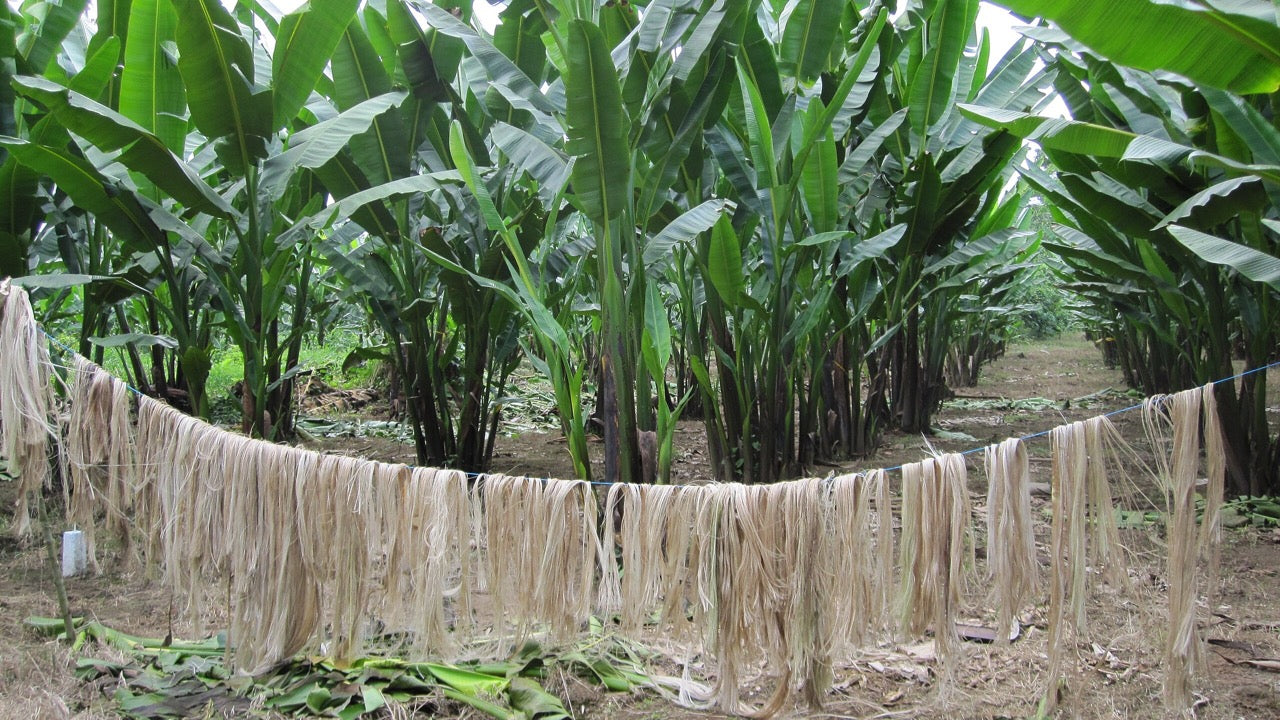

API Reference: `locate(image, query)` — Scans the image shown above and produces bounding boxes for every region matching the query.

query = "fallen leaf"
[1241,659,1280,673]
[1206,638,1259,655]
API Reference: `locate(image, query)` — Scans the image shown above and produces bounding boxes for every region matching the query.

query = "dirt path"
[2,334,1279,719]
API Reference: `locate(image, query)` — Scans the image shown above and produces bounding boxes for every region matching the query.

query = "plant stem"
[36,486,76,643]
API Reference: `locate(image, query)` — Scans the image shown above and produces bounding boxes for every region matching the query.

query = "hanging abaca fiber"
[377,465,478,656]
[64,357,137,569]
[1160,387,1207,708]
[481,474,599,644]
[821,470,894,654]
[1199,383,1226,600]
[599,482,709,641]
[0,283,54,535]
[897,454,970,662]
[706,479,830,716]
[1044,414,1137,708]
[984,438,1036,644]
[1083,416,1129,587]
[22,309,1247,716]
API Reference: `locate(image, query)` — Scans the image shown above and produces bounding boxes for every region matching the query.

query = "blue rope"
[39,325,1280,487]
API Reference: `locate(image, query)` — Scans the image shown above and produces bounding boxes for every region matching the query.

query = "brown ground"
[3,334,1280,719]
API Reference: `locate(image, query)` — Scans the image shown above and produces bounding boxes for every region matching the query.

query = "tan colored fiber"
[1163,388,1204,709]
[0,283,54,535]
[1045,421,1085,710]
[39,322,1240,713]
[898,454,969,661]
[481,474,598,643]
[380,466,477,655]
[984,437,1036,644]
[1083,416,1127,588]
[64,357,137,570]
[1199,382,1225,602]
[822,471,891,655]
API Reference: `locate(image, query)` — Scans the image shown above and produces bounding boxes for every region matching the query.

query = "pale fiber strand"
[1199,382,1225,603]
[822,473,875,654]
[871,468,894,633]
[897,460,924,636]
[481,475,598,643]
[0,283,54,535]
[65,358,137,569]
[1045,422,1083,711]
[984,438,1036,644]
[597,482,624,616]
[1084,416,1127,587]
[898,454,969,660]
[1164,388,1203,709]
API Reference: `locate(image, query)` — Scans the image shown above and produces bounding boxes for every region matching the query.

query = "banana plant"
[4,0,377,437]
[417,0,751,483]
[962,40,1280,495]
[306,2,522,472]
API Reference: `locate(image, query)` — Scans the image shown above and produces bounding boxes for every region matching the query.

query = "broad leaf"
[490,121,569,204]
[957,103,1280,184]
[780,0,841,84]
[564,19,630,227]
[170,0,271,176]
[412,0,557,117]
[909,0,976,133]
[13,76,233,217]
[1168,224,1280,291]
[119,0,185,151]
[263,91,408,194]
[14,0,89,74]
[706,215,743,305]
[272,0,360,130]
[0,137,166,250]
[996,0,1280,94]
[331,23,411,185]
[643,198,734,269]
[1155,176,1266,230]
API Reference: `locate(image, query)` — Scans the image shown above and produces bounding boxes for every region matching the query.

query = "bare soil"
[3,334,1280,719]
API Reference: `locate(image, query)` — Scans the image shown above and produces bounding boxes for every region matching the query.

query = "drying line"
[37,325,1280,488]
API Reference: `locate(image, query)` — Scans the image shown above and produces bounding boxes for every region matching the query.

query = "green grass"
[207,329,377,399]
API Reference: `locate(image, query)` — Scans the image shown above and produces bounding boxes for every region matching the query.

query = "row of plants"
[2,0,1277,491]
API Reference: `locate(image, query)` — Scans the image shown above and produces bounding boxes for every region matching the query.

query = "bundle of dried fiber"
[897,460,924,637]
[379,466,477,655]
[780,478,829,708]
[532,477,598,640]
[482,475,598,643]
[1141,394,1175,500]
[708,479,828,717]
[0,282,54,535]
[1045,420,1089,710]
[64,357,137,569]
[246,443,320,671]
[655,486,707,642]
[597,482,625,616]
[1083,416,1129,588]
[1164,387,1204,709]
[709,483,783,716]
[134,396,207,595]
[319,454,379,664]
[605,482,688,633]
[897,455,970,663]
[480,474,530,638]
[1199,382,1226,600]
[822,473,880,654]
[984,437,1036,644]
[871,468,894,631]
